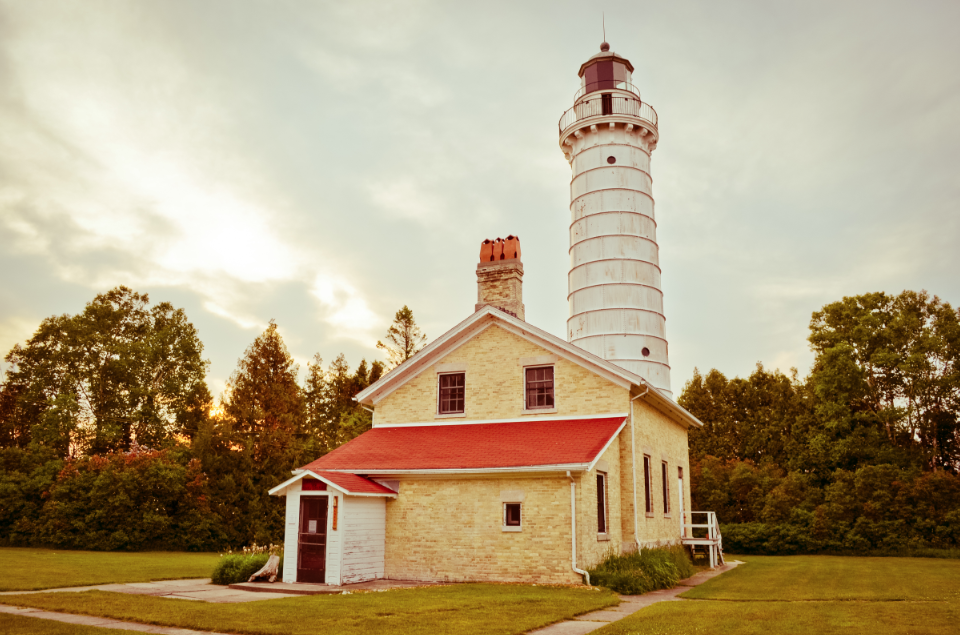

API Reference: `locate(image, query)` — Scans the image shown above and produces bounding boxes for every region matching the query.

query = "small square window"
[525,366,554,409]
[504,503,522,528]
[438,373,465,414]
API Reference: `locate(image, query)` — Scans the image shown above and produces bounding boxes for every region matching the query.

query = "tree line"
[0,287,426,551]
[682,290,960,554]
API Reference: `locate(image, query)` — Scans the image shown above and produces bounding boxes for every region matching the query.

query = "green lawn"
[0,584,619,635]
[0,613,128,635]
[592,599,960,635]
[0,547,220,591]
[682,555,960,601]
[595,555,960,635]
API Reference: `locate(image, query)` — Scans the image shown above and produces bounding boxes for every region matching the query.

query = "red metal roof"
[301,416,627,472]
[311,471,397,495]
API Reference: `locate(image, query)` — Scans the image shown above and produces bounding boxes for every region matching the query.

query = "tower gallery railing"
[558,95,658,135]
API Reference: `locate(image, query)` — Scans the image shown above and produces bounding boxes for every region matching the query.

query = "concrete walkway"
[526,561,743,635]
[230,578,449,595]
[0,578,298,603]
[0,604,233,634]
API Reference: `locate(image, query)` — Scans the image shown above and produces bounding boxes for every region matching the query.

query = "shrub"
[211,543,284,585]
[587,545,695,595]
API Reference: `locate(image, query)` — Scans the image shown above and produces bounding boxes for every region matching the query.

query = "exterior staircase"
[682,511,724,568]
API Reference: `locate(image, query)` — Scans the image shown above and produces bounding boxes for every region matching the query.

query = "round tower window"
[607,156,616,164]
[641,347,650,357]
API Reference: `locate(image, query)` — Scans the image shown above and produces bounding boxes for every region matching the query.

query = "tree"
[809,290,960,471]
[680,364,810,467]
[303,354,384,455]
[376,306,427,368]
[2,287,210,456]
[220,320,306,465]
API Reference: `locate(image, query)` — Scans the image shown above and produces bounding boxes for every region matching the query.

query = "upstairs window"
[525,366,555,409]
[437,373,465,414]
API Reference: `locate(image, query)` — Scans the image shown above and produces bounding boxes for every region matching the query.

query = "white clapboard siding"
[325,493,342,585]
[341,496,386,584]
[281,481,301,583]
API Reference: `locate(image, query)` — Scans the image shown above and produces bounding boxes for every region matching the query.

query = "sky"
[1,0,958,398]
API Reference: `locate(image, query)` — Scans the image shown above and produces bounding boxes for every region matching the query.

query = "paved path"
[0,604,233,634]
[0,578,298,603]
[526,561,744,635]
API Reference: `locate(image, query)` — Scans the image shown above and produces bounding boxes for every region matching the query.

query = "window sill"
[502,526,522,532]
[597,533,610,542]
[645,512,655,518]
[523,407,558,415]
[663,515,672,519]
[435,412,466,419]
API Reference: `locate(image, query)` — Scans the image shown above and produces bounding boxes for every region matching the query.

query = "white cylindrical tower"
[558,42,671,396]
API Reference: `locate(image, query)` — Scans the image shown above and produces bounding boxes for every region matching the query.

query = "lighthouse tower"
[559,42,671,396]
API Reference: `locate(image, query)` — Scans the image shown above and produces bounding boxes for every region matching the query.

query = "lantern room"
[577,42,636,97]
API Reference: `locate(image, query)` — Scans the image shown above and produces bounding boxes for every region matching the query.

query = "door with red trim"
[297,497,328,583]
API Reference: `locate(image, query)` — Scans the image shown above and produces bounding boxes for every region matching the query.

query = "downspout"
[631,386,649,554]
[566,470,590,585]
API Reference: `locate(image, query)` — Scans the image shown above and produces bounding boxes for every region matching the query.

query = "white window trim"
[502,502,522,532]
[436,371,466,417]
[522,364,557,412]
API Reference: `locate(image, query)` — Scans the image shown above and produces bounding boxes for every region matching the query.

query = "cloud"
[310,275,380,343]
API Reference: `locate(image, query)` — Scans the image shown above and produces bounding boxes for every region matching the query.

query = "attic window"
[438,372,465,415]
[525,366,555,410]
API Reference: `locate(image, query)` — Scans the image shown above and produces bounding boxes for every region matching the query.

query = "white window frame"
[436,371,466,418]
[523,364,556,412]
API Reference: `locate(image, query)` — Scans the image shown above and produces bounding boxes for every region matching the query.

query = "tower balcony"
[559,89,658,139]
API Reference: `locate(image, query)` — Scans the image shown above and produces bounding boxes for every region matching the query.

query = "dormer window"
[437,373,465,415]
[524,366,555,409]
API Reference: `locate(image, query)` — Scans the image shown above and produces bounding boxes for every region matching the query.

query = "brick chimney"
[475,236,524,320]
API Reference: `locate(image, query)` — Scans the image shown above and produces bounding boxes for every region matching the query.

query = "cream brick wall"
[633,402,693,546]
[375,325,630,424]
[383,476,581,584]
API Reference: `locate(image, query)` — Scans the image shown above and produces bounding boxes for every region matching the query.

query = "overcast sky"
[1,0,958,397]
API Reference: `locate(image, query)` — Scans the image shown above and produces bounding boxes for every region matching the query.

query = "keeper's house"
[269,239,703,586]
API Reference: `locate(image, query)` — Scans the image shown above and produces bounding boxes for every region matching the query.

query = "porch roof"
[298,414,628,474]
[268,469,398,497]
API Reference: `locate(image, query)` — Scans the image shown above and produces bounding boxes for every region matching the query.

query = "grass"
[682,555,960,601]
[0,613,134,635]
[0,547,220,591]
[591,599,960,635]
[594,555,960,635]
[0,584,619,635]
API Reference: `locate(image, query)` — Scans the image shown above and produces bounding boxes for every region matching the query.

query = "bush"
[211,544,284,585]
[587,545,695,595]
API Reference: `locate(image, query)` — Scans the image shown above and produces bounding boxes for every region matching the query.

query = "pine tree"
[221,320,306,465]
[376,306,427,369]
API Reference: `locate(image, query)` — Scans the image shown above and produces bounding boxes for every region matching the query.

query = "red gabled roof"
[300,415,627,472]
[311,470,397,495]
